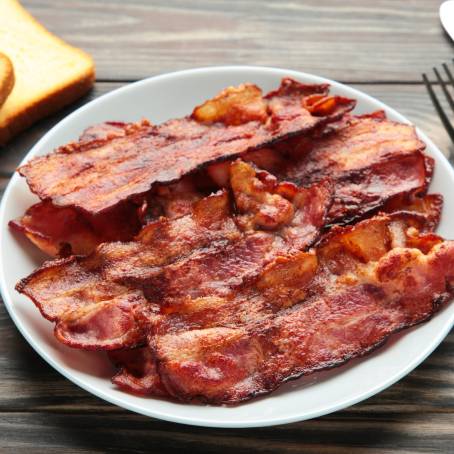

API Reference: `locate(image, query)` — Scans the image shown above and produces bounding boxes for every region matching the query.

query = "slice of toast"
[0,0,95,144]
[0,52,14,109]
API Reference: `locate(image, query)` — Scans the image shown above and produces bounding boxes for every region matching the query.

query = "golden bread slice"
[0,0,95,144]
[0,52,14,109]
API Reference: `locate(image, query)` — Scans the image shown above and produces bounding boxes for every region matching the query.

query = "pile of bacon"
[10,78,454,404]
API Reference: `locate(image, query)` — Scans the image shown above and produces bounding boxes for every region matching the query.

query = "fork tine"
[423,73,454,143]
[433,66,454,114]
[443,62,454,88]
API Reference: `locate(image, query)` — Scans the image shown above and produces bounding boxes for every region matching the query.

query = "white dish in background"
[1,66,453,428]
[440,1,454,41]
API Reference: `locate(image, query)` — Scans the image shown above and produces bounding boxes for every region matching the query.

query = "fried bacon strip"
[142,213,454,404]
[16,161,332,350]
[9,202,100,257]
[280,116,426,182]
[15,253,149,350]
[380,193,443,232]
[327,152,432,224]
[274,115,432,224]
[9,200,143,256]
[8,175,205,257]
[12,78,450,405]
[18,78,354,215]
[109,347,167,396]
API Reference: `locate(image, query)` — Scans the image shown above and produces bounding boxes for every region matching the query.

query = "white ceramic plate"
[1,66,453,428]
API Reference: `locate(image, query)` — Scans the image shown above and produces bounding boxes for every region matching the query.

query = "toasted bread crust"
[0,0,95,145]
[0,70,94,145]
[0,52,14,109]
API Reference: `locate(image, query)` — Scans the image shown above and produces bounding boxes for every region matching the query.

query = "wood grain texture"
[19,0,454,83]
[0,412,453,453]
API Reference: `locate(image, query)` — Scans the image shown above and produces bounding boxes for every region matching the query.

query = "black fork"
[423,61,454,144]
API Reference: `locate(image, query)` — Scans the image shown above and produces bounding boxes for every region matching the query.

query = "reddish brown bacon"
[12,89,435,258]
[9,200,143,256]
[280,115,426,182]
[146,214,454,403]
[16,161,332,350]
[274,114,432,224]
[327,152,432,224]
[11,77,452,406]
[18,79,354,215]
[15,191,235,350]
[8,175,206,258]
[109,347,167,397]
[9,171,208,258]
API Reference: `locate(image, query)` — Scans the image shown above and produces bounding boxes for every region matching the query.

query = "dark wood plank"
[0,81,453,177]
[0,411,453,453]
[0,177,7,195]
[19,0,454,83]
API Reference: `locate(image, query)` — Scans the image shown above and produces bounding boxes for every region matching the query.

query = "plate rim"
[1,65,453,428]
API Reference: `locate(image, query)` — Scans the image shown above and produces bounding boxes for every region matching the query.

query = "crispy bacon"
[327,152,431,224]
[9,200,143,257]
[78,121,133,142]
[16,161,331,351]
[12,77,451,405]
[15,191,236,349]
[18,78,354,215]
[109,347,168,396]
[9,202,100,257]
[274,115,431,224]
[380,193,443,232]
[15,254,148,350]
[279,116,426,182]
[148,214,454,403]
[9,176,205,258]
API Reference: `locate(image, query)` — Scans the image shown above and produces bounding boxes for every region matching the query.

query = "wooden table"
[0,1,453,452]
